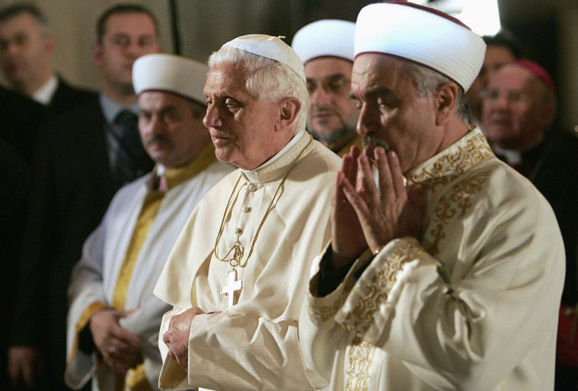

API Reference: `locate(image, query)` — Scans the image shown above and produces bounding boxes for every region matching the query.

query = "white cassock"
[65,146,233,391]
[300,128,565,391]
[154,130,341,390]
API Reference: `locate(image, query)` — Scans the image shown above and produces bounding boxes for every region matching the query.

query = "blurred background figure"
[8,4,161,391]
[0,3,96,114]
[482,59,578,390]
[292,19,361,156]
[466,31,521,125]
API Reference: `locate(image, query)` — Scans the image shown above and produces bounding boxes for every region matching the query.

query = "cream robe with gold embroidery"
[154,131,341,390]
[65,158,233,391]
[300,128,565,391]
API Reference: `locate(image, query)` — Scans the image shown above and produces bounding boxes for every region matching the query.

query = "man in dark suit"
[482,59,578,391]
[0,87,47,391]
[8,4,161,390]
[0,3,96,114]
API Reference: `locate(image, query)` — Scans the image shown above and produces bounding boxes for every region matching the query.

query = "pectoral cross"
[221,270,243,308]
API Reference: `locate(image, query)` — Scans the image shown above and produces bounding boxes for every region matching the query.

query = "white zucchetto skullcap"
[354,2,486,92]
[133,54,208,105]
[222,34,306,81]
[291,19,355,64]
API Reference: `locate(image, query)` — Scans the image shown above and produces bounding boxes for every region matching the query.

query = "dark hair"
[96,4,158,43]
[0,3,48,28]
[482,30,523,59]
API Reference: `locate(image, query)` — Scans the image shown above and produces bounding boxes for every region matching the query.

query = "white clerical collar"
[32,74,58,105]
[492,146,522,166]
[242,129,309,184]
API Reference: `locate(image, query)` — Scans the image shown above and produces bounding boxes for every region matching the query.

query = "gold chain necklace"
[212,136,313,272]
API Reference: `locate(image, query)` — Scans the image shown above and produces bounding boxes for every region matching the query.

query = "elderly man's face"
[305,57,358,148]
[482,65,552,150]
[351,53,440,174]
[138,91,208,168]
[203,61,286,170]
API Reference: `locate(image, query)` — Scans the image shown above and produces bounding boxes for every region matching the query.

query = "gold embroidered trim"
[407,132,492,187]
[425,171,491,256]
[66,301,108,372]
[339,241,426,340]
[345,341,375,391]
[309,277,356,322]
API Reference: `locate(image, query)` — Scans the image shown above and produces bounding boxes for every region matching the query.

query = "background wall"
[0,0,576,132]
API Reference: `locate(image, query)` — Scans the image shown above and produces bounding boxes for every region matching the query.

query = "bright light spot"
[409,0,501,36]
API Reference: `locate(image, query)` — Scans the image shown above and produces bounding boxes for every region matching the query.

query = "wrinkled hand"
[162,307,205,369]
[89,309,143,374]
[337,146,426,258]
[8,346,45,389]
[331,146,369,268]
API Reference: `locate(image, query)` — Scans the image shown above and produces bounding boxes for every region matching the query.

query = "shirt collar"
[99,93,139,124]
[241,129,311,184]
[31,74,58,105]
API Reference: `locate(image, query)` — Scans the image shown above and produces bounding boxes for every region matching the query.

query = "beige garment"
[65,150,233,391]
[154,131,341,390]
[300,128,565,391]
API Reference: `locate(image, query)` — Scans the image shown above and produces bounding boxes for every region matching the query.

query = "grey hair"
[208,46,309,133]
[402,62,470,123]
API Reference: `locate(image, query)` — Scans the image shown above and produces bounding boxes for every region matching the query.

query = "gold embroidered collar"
[406,127,493,184]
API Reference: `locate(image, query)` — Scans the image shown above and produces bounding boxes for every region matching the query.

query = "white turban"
[222,34,305,81]
[291,19,355,64]
[133,54,208,105]
[354,2,486,91]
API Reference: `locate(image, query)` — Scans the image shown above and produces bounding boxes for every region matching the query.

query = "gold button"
[247,183,257,192]
[235,227,243,235]
[243,206,252,213]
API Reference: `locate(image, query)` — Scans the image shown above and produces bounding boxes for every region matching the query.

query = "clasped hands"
[332,145,426,268]
[162,307,208,369]
[89,309,143,374]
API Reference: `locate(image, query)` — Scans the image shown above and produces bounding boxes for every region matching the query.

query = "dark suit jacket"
[518,129,578,306]
[10,100,117,389]
[49,76,97,115]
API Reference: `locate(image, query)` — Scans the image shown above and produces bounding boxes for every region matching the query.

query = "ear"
[93,44,103,68]
[434,82,459,126]
[275,97,301,132]
[44,35,56,54]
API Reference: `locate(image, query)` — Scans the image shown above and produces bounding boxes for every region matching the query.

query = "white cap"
[354,2,486,92]
[291,19,355,64]
[222,34,305,81]
[133,54,208,104]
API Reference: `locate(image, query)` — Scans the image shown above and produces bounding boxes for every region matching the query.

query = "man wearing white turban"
[299,2,565,390]
[154,35,341,390]
[65,54,233,391]
[292,19,361,156]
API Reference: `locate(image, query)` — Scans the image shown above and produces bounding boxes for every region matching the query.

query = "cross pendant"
[220,270,243,308]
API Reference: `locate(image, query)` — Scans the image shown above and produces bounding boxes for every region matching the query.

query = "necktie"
[113,110,149,187]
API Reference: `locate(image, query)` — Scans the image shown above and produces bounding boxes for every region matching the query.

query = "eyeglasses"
[306,75,350,95]
[480,89,528,104]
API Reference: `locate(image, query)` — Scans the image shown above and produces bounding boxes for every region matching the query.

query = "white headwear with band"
[133,54,208,104]
[221,34,306,82]
[354,2,486,91]
[291,19,355,64]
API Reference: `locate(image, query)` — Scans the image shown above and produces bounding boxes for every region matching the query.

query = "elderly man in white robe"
[292,19,361,157]
[65,54,233,391]
[154,35,341,390]
[299,3,565,391]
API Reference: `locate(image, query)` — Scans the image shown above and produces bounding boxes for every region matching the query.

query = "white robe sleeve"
[301,188,565,391]
[65,223,108,389]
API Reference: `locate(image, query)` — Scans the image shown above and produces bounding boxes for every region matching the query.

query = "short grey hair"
[402,62,470,123]
[208,46,309,133]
